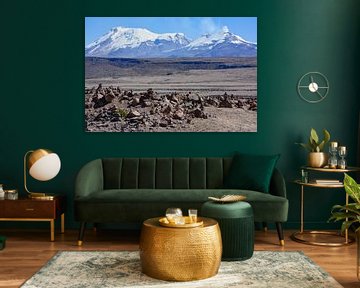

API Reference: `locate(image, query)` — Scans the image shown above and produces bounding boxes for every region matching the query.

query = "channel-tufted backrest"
[102,158,233,190]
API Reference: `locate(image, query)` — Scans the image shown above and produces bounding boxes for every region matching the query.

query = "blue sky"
[85,17,257,45]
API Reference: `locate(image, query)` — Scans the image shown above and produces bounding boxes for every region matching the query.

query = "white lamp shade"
[29,153,61,181]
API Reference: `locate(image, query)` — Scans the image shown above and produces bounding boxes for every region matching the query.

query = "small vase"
[308,152,328,168]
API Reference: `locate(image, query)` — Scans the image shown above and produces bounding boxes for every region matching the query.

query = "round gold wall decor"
[297,72,329,103]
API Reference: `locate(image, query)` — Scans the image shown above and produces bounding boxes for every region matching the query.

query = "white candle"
[339,146,346,153]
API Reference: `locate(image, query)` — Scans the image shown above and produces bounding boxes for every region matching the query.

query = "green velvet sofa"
[74,157,288,245]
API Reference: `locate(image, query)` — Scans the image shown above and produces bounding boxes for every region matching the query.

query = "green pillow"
[224,153,280,193]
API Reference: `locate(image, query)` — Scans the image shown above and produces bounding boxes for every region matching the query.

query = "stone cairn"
[85,84,257,132]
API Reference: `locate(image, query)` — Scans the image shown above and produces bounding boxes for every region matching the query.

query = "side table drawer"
[1,201,55,218]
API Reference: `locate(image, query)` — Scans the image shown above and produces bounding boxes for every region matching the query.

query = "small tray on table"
[159,216,203,228]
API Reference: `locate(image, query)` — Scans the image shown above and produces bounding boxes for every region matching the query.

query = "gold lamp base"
[28,192,55,200]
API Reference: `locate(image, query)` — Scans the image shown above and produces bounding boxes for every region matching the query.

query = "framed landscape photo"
[85,17,257,132]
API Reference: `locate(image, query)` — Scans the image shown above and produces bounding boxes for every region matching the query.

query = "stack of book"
[314,179,341,185]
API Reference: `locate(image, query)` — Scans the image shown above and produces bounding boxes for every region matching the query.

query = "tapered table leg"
[61,213,65,234]
[50,220,55,241]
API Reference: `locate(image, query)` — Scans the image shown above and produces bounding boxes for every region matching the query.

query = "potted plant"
[329,173,360,279]
[329,173,360,233]
[296,128,330,167]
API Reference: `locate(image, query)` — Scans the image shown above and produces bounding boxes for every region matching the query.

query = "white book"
[315,179,341,184]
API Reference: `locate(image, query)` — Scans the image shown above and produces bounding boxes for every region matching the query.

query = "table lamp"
[24,148,61,199]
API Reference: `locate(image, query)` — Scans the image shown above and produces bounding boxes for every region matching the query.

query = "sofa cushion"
[224,153,280,193]
[75,188,288,222]
[101,157,236,190]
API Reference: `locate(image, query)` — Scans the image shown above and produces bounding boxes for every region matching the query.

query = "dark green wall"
[1,0,359,230]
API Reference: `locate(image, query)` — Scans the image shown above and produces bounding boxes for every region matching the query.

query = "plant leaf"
[295,142,312,152]
[323,129,330,144]
[329,212,357,221]
[317,140,325,152]
[331,203,360,215]
[308,137,315,152]
[310,128,319,144]
[341,220,358,234]
[344,173,360,204]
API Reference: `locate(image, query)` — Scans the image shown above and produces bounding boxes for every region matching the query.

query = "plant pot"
[308,152,328,168]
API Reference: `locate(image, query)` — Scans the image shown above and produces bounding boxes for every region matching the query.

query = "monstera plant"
[329,173,360,233]
[330,173,360,280]
[296,128,330,167]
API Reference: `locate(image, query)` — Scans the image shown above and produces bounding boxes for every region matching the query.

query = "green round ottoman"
[201,201,254,261]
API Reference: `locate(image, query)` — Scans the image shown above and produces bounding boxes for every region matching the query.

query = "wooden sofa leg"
[262,222,268,232]
[78,222,86,246]
[276,222,285,246]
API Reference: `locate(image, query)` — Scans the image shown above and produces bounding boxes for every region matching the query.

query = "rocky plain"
[85,57,257,132]
[85,85,257,132]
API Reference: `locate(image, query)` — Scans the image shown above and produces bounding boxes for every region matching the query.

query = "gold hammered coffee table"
[139,217,222,281]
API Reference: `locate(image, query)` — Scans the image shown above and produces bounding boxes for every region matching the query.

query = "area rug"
[21,251,342,288]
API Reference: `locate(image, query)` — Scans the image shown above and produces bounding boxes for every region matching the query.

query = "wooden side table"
[0,195,66,241]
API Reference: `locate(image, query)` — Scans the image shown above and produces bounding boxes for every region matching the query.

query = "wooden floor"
[0,228,358,288]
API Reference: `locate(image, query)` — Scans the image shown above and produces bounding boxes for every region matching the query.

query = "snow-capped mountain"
[85,26,257,58]
[85,26,190,58]
[175,26,257,57]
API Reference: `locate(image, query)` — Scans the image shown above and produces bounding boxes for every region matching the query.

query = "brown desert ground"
[85,58,257,132]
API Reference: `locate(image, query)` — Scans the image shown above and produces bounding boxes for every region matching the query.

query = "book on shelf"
[314,179,341,184]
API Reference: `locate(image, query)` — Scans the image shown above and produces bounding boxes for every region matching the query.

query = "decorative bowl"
[208,194,246,203]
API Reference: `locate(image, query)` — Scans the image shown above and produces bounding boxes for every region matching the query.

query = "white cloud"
[199,18,219,35]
